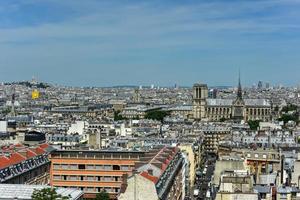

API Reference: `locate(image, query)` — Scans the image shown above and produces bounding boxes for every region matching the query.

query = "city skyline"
[1,0,300,87]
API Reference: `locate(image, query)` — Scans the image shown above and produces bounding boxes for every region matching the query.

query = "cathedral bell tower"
[193,83,208,120]
[232,72,245,121]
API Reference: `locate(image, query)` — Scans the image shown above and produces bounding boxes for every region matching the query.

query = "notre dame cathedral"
[192,78,272,122]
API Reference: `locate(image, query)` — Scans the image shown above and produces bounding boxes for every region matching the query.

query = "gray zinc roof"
[206,99,233,106]
[0,184,83,200]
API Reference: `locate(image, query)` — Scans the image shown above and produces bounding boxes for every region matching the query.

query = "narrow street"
[192,154,216,200]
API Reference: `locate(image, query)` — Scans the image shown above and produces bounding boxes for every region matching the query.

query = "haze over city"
[2,1,300,200]
[1,0,300,87]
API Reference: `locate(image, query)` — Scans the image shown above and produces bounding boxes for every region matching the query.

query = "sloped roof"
[136,146,179,184]
[206,98,271,107]
[244,99,271,106]
[26,149,37,158]
[33,147,46,155]
[206,99,233,106]
[140,171,159,184]
[0,156,10,169]
[8,152,26,165]
[0,143,52,170]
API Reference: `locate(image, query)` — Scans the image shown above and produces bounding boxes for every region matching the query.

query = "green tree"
[278,113,299,124]
[114,111,126,121]
[248,120,261,130]
[96,191,110,200]
[1,107,11,115]
[145,109,170,122]
[32,188,70,200]
[281,104,298,113]
[219,117,226,122]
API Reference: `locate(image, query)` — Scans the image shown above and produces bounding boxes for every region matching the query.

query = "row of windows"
[247,108,270,115]
[246,153,277,159]
[53,164,132,171]
[53,175,122,182]
[54,153,140,159]
[58,186,120,193]
[206,107,231,113]
[205,107,271,115]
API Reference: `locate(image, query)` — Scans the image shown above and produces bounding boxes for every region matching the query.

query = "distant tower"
[133,88,140,103]
[257,81,263,89]
[193,83,208,120]
[31,76,38,85]
[232,72,245,121]
[10,86,16,117]
[237,72,243,100]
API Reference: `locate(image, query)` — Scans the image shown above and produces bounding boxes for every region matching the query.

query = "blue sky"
[0,0,300,87]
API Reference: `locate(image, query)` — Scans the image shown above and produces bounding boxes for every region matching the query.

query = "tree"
[32,188,70,200]
[145,109,170,122]
[248,120,261,130]
[1,107,11,115]
[278,113,299,124]
[219,117,226,122]
[114,111,126,121]
[281,104,298,113]
[96,191,110,200]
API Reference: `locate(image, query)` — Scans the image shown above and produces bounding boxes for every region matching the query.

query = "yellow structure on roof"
[31,89,40,100]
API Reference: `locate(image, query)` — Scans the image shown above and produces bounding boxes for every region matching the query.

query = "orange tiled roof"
[140,171,159,184]
[137,146,179,184]
[39,143,49,149]
[26,149,37,158]
[14,143,24,148]
[9,152,26,165]
[33,147,46,155]
[0,156,10,169]
[0,143,52,170]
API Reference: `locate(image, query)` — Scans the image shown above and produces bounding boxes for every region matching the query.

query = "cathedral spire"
[237,69,243,99]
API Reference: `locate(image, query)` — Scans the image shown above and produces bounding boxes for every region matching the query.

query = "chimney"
[120,174,128,193]
[148,169,153,176]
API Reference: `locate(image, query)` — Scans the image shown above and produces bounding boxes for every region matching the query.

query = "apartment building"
[0,143,52,185]
[119,146,184,200]
[49,150,146,199]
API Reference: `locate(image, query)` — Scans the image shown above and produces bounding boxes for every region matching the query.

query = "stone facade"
[193,81,272,122]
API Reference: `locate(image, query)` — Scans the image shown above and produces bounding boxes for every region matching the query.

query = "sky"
[0,0,300,87]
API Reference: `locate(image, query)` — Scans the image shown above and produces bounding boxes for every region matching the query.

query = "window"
[255,154,258,158]
[121,165,129,170]
[53,175,61,180]
[61,164,68,170]
[95,165,104,170]
[69,164,77,169]
[53,164,60,169]
[262,154,267,159]
[86,165,95,170]
[69,176,77,181]
[84,187,94,192]
[113,165,120,170]
[103,176,112,181]
[86,176,94,181]
[104,165,112,170]
[78,164,85,170]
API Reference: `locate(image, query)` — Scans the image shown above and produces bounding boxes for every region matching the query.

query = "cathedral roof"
[244,99,271,107]
[206,98,270,107]
[206,99,233,106]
